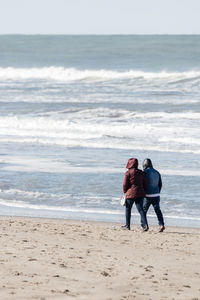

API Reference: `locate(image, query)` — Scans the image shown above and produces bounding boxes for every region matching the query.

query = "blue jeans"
[143,196,164,226]
[125,198,148,229]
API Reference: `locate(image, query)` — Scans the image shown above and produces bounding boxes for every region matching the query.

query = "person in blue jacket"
[142,158,165,232]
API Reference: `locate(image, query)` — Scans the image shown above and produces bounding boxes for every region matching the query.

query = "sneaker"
[121,225,130,230]
[159,225,165,232]
[142,225,149,232]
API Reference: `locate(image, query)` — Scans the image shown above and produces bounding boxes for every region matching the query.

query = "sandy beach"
[0,216,199,300]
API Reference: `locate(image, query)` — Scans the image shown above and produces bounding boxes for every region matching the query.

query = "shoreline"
[1,213,200,230]
[1,206,200,229]
[0,215,200,300]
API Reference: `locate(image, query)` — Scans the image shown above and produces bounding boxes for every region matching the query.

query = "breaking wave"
[1,197,200,223]
[1,66,200,83]
[0,108,200,154]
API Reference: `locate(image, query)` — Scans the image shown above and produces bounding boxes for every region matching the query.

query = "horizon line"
[1,33,200,36]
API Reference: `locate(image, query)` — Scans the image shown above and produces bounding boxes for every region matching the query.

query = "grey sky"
[0,0,200,34]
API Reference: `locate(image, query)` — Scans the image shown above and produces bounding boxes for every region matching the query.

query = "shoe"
[121,225,130,230]
[142,225,149,232]
[159,225,165,232]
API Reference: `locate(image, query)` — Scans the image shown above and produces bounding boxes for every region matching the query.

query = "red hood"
[126,158,138,169]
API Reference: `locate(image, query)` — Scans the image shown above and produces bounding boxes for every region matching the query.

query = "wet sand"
[0,216,199,300]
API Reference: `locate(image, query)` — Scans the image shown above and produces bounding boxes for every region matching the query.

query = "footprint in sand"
[101,271,110,277]
[59,263,67,268]
[14,271,23,276]
[183,284,191,288]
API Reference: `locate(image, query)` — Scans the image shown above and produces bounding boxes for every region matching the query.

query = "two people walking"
[122,157,165,232]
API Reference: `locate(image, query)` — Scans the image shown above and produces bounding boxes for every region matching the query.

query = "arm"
[123,171,130,193]
[143,172,148,192]
[158,174,162,192]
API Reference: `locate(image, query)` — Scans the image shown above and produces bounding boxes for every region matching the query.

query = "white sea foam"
[1,155,200,176]
[1,66,200,83]
[0,188,67,201]
[0,198,200,222]
[0,108,199,154]
[0,156,123,174]
[0,96,199,105]
[0,198,122,215]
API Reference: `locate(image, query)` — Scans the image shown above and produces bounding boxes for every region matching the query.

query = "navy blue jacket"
[144,167,162,197]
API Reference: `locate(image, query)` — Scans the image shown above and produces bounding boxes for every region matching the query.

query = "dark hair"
[143,158,153,170]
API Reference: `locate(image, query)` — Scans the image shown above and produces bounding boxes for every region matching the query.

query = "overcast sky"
[0,0,200,34]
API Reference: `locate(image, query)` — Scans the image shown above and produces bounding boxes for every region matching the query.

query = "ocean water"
[0,35,200,227]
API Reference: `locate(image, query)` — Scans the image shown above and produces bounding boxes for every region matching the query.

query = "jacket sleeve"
[123,171,130,193]
[158,173,162,192]
[143,172,148,192]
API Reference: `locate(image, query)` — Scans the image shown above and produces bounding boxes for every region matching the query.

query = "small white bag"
[120,195,126,206]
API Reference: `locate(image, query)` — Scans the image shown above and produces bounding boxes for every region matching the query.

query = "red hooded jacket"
[123,158,147,199]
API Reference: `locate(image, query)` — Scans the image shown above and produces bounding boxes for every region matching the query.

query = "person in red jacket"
[122,158,148,231]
